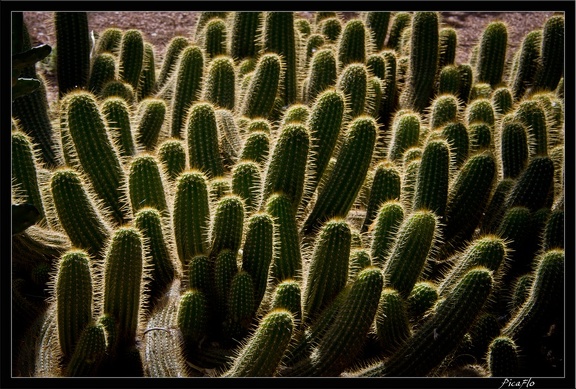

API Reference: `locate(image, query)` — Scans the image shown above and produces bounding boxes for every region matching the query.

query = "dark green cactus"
[457,63,473,103]
[386,12,411,51]
[101,97,136,159]
[441,122,469,168]
[240,53,282,119]
[365,12,391,51]
[479,178,516,233]
[338,63,368,118]
[210,195,245,257]
[488,336,520,377]
[102,227,145,348]
[100,80,135,104]
[429,94,459,130]
[169,45,204,138]
[466,98,495,128]
[505,155,554,212]
[266,193,302,284]
[262,123,309,212]
[176,288,208,346]
[270,279,302,325]
[134,208,176,299]
[401,12,439,113]
[370,200,405,269]
[54,12,90,96]
[138,42,156,100]
[88,53,117,96]
[355,267,493,377]
[338,19,367,68]
[509,274,533,314]
[232,161,262,214]
[500,121,529,179]
[64,91,128,224]
[186,102,225,179]
[361,162,401,233]
[262,12,297,106]
[295,18,311,38]
[117,29,144,91]
[475,21,508,87]
[375,287,411,353]
[543,205,563,251]
[303,219,351,323]
[401,158,421,210]
[156,36,189,91]
[194,12,229,39]
[134,98,166,152]
[239,131,270,166]
[224,309,294,377]
[65,323,107,377]
[94,27,123,55]
[173,171,210,265]
[468,122,493,153]
[304,34,325,69]
[510,30,542,101]
[56,250,93,358]
[406,281,438,322]
[230,12,262,60]
[437,65,461,96]
[203,19,228,59]
[413,139,450,217]
[533,15,564,91]
[305,49,338,104]
[157,139,187,183]
[492,86,513,116]
[319,17,342,43]
[128,154,168,216]
[387,111,420,162]
[303,117,376,235]
[50,168,111,258]
[514,100,548,157]
[367,53,386,79]
[203,56,236,110]
[383,210,437,299]
[438,27,457,69]
[224,270,256,339]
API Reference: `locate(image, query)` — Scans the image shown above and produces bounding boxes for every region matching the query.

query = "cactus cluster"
[11,10,565,379]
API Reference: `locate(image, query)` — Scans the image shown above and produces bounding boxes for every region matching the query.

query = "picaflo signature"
[498,378,535,389]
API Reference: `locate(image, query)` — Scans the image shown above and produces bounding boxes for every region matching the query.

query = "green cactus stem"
[338,19,367,68]
[457,63,473,103]
[370,200,405,269]
[338,63,368,118]
[88,53,117,96]
[305,49,338,104]
[54,12,90,96]
[224,270,256,339]
[387,111,421,162]
[270,279,302,325]
[156,36,189,91]
[186,102,225,179]
[100,80,135,104]
[437,65,461,96]
[441,122,469,168]
[533,15,564,91]
[500,121,529,179]
[56,250,94,358]
[138,42,156,100]
[240,53,283,119]
[429,94,459,130]
[303,219,351,323]
[101,97,136,159]
[203,19,228,59]
[514,100,548,157]
[64,91,128,224]
[65,323,107,377]
[406,281,438,322]
[475,21,508,87]
[488,336,520,377]
[173,171,211,265]
[365,12,391,51]
[375,287,412,354]
[303,117,376,235]
[203,56,236,110]
[128,154,168,216]
[157,139,187,183]
[361,162,401,233]
[505,155,554,212]
[177,289,209,347]
[239,131,270,167]
[438,27,457,69]
[319,17,343,43]
[412,139,450,217]
[169,45,204,138]
[230,12,262,60]
[117,29,144,92]
[386,12,411,52]
[134,98,166,152]
[224,309,294,377]
[102,227,145,348]
[232,161,262,214]
[94,27,123,55]
[510,30,542,101]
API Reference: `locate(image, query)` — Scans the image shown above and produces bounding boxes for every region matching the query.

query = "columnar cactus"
[510,30,542,101]
[156,36,189,90]
[203,56,236,110]
[337,63,368,118]
[157,139,187,183]
[412,139,450,217]
[186,102,225,179]
[240,53,283,119]
[101,97,136,158]
[134,98,167,152]
[305,49,338,104]
[203,19,228,59]
[88,53,117,96]
[117,29,144,91]
[386,12,411,52]
[361,162,402,233]
[475,21,508,87]
[230,12,262,60]
[365,12,391,51]
[533,15,564,91]
[338,19,367,68]
[54,12,90,96]
[128,155,168,216]
[370,200,405,268]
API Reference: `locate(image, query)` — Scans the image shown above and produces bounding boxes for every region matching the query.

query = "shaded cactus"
[543,205,564,251]
[387,111,420,162]
[361,162,402,233]
[441,122,469,168]
[230,12,262,60]
[137,42,156,100]
[319,17,343,43]
[365,12,391,51]
[203,56,236,110]
[533,15,564,91]
[305,49,338,104]
[240,53,283,119]
[232,161,262,214]
[468,122,493,153]
[514,100,548,157]
[134,98,166,152]
[505,155,554,212]
[203,18,228,59]
[177,289,208,346]
[100,80,135,104]
[479,178,516,233]
[65,323,107,377]
[437,65,461,96]
[117,29,144,91]
[500,121,529,179]
[128,155,168,216]
[510,30,542,100]
[186,102,225,179]
[239,131,270,166]
[375,287,411,353]
[169,45,204,138]
[492,87,513,115]
[370,200,405,268]
[156,36,189,90]
[210,195,245,258]
[157,139,187,182]
[304,34,325,69]
[337,63,368,118]
[88,53,117,96]
[406,281,438,322]
[173,171,210,264]
[488,336,520,377]
[101,97,136,159]
[54,12,90,96]
[457,63,473,103]
[270,280,302,325]
[386,12,411,51]
[429,94,459,130]
[466,98,495,127]
[338,19,367,67]
[413,140,450,217]
[303,117,376,235]
[438,27,457,69]
[94,27,123,55]
[475,21,508,87]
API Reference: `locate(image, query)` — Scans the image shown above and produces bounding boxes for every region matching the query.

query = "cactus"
[55,250,93,358]
[533,15,564,91]
[543,205,563,250]
[468,122,493,153]
[138,42,156,100]
[429,94,459,131]
[50,168,111,258]
[231,161,262,214]
[169,45,204,138]
[338,19,367,67]
[224,309,294,377]
[88,53,117,96]
[302,117,376,235]
[230,12,262,60]
[406,281,438,322]
[355,267,493,377]
[387,111,420,162]
[466,98,495,128]
[270,280,302,325]
[134,208,177,299]
[370,200,405,268]
[186,102,225,179]
[94,27,123,55]
[401,12,439,112]
[223,270,256,339]
[457,63,473,103]
[266,193,302,283]
[510,30,542,100]
[65,323,107,377]
[505,155,554,212]
[383,210,437,299]
[514,100,548,157]
[437,65,461,96]
[177,289,209,347]
[156,36,189,90]
[157,139,187,183]
[337,63,368,118]
[438,27,457,69]
[100,80,135,104]
[413,140,450,217]
[386,12,411,51]
[239,131,270,166]
[441,122,469,168]
[304,34,325,69]
[203,56,236,110]
[479,178,516,233]
[361,162,401,233]
[54,12,90,96]
[173,171,211,264]
[305,49,338,104]
[262,12,297,106]
[128,155,168,216]
[500,121,529,179]
[365,12,391,51]
[475,22,508,87]
[240,53,283,119]
[262,123,309,211]
[303,219,351,322]
[102,227,145,348]
[64,91,128,224]
[101,97,136,159]
[203,19,227,59]
[488,336,520,377]
[134,98,166,152]
[117,29,144,91]
[319,17,342,43]
[375,287,411,353]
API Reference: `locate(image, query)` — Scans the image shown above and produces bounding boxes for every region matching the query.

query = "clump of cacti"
[11,10,565,379]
